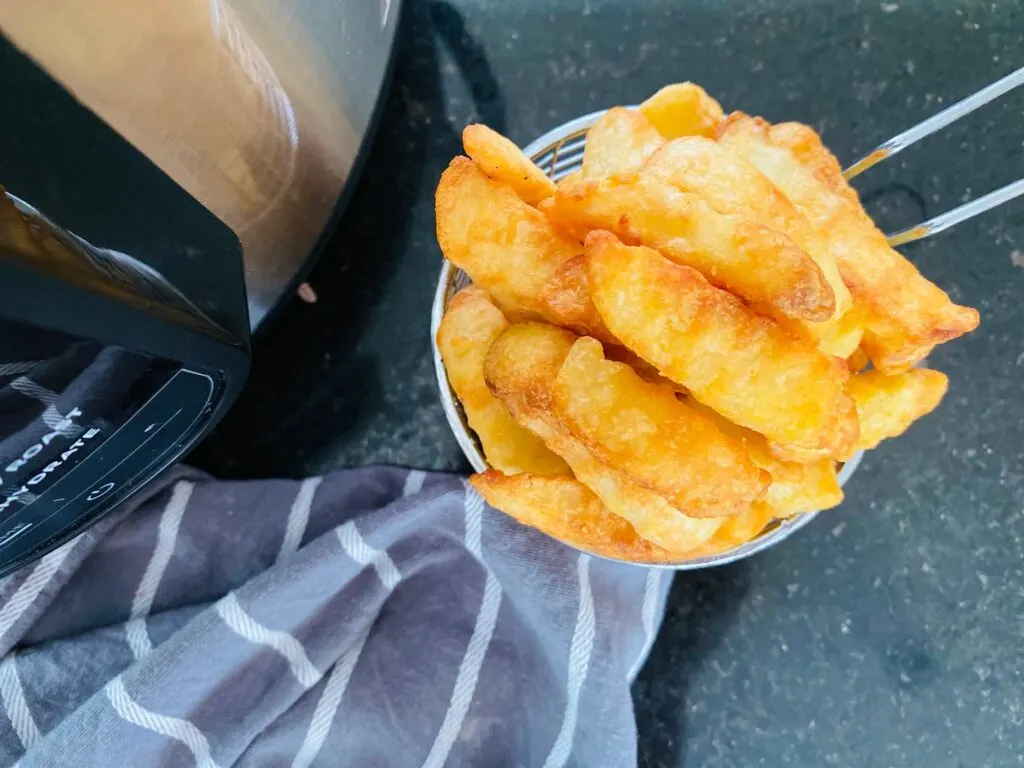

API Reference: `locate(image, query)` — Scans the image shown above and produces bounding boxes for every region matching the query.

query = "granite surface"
[192,0,1024,764]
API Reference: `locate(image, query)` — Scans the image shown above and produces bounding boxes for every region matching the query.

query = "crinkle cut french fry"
[482,322,578,413]
[435,157,580,318]
[483,323,722,552]
[513,404,724,552]
[644,136,851,322]
[471,471,682,563]
[436,287,568,476]
[581,107,664,178]
[767,459,844,518]
[683,395,844,518]
[463,124,556,206]
[552,337,768,518]
[685,502,775,558]
[536,255,617,344]
[585,232,857,459]
[545,173,835,322]
[769,389,859,465]
[717,113,979,372]
[842,368,948,458]
[639,82,725,140]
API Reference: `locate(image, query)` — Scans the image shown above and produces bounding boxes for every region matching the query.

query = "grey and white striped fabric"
[0,465,670,767]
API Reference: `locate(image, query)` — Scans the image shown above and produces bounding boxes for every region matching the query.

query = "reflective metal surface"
[0,0,401,327]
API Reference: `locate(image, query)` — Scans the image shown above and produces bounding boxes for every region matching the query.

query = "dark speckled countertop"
[192,0,1024,764]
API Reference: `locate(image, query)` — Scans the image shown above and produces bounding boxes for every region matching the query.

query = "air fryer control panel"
[0,365,218,573]
[0,314,228,577]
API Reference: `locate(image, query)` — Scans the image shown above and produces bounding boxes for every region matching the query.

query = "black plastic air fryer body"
[0,40,251,576]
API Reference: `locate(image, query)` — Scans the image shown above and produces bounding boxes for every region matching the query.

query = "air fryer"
[0,0,399,574]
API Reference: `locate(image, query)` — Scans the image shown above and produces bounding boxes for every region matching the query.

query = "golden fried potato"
[773,310,864,360]
[847,347,870,372]
[435,157,580,317]
[543,174,835,322]
[483,322,577,412]
[552,337,769,517]
[639,82,724,139]
[536,255,616,343]
[768,392,860,464]
[717,114,979,372]
[686,502,775,558]
[604,345,686,393]
[470,471,682,563]
[556,170,583,188]
[484,323,722,552]
[816,309,864,359]
[685,395,844,518]
[436,287,568,475]
[763,459,844,518]
[643,136,851,323]
[581,107,664,178]
[585,232,857,459]
[514,406,723,552]
[842,368,948,458]
[462,124,556,206]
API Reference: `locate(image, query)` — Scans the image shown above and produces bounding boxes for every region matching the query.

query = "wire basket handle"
[843,65,1024,246]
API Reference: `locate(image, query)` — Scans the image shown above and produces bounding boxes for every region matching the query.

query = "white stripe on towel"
[126,481,194,659]
[543,554,596,768]
[0,654,40,749]
[106,677,221,768]
[420,485,502,768]
[291,626,373,768]
[278,477,322,561]
[214,593,320,688]
[336,522,401,589]
[0,537,78,645]
[293,516,407,766]
[628,569,664,681]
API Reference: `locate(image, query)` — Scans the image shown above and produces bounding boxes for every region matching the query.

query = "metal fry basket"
[431,108,863,570]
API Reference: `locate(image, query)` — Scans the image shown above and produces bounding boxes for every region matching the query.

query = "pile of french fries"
[435,82,979,564]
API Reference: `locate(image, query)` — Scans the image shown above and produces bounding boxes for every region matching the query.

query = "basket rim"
[431,260,489,473]
[431,108,864,570]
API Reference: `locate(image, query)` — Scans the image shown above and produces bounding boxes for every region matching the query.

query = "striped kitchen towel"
[0,465,670,767]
